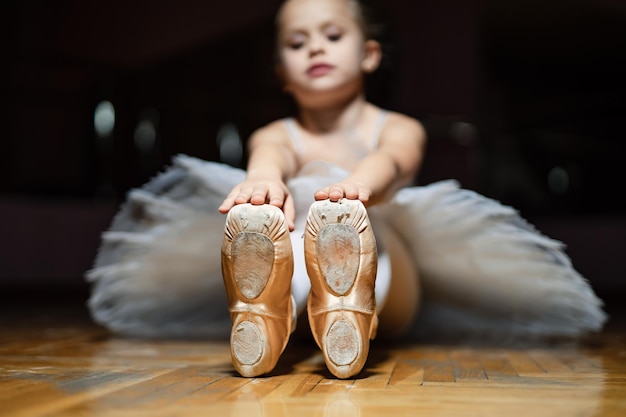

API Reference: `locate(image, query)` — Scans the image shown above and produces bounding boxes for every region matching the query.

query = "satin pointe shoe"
[304,199,378,379]
[221,203,295,377]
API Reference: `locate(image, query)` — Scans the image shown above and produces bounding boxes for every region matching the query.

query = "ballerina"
[86,0,607,380]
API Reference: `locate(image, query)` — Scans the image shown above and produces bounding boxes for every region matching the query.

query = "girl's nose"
[308,35,325,57]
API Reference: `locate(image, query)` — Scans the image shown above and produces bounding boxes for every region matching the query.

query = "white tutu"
[86,155,607,341]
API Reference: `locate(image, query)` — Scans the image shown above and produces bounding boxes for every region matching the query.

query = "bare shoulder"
[384,111,426,140]
[380,111,427,148]
[248,119,292,149]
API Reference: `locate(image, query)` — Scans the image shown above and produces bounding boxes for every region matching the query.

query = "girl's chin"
[293,80,360,97]
[297,80,341,91]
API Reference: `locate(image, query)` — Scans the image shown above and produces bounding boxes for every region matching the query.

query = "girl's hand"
[219,180,296,231]
[314,182,372,205]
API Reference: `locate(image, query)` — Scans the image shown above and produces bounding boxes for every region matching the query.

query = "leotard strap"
[370,110,388,150]
[284,117,304,155]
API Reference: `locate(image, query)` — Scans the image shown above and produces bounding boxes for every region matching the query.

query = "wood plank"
[480,352,519,381]
[263,373,324,399]
[505,351,545,375]
[308,377,355,394]
[165,373,253,407]
[82,366,227,408]
[1,369,173,417]
[421,350,455,384]
[387,360,424,387]
[451,349,487,381]
[528,350,572,373]
[352,357,395,389]
[221,375,289,401]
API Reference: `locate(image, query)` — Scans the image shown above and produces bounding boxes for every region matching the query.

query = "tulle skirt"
[86,155,607,342]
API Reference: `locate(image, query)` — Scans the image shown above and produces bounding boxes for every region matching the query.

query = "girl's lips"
[307,63,335,77]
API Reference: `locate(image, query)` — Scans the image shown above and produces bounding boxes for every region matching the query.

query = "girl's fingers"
[328,184,349,201]
[249,184,270,205]
[358,189,370,204]
[219,187,244,213]
[314,188,330,201]
[314,184,369,202]
[267,185,286,208]
[218,199,233,213]
[232,185,253,204]
[343,184,359,200]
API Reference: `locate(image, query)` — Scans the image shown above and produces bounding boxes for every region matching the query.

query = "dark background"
[1,0,624,316]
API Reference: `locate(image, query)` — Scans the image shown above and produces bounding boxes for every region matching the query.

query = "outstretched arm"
[219,123,298,230]
[315,114,426,206]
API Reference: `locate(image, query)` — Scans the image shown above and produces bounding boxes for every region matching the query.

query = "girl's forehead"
[279,0,356,31]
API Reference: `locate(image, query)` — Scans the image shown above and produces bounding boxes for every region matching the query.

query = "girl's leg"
[371,217,421,339]
[290,226,311,317]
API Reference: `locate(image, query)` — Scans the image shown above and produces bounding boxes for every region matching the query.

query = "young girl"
[87,0,607,379]
[218,0,425,378]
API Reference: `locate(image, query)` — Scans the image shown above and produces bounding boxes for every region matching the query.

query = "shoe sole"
[306,199,378,379]
[230,231,273,368]
[223,204,294,377]
[316,223,362,367]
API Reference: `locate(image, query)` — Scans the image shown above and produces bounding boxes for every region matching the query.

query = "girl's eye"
[324,25,343,42]
[286,34,306,50]
[327,33,342,42]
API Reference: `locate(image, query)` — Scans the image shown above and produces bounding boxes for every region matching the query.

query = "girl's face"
[276,0,379,100]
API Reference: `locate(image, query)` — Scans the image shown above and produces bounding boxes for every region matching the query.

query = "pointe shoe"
[221,204,295,377]
[304,199,378,379]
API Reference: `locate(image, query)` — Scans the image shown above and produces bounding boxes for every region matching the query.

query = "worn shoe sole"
[222,204,295,377]
[305,199,378,379]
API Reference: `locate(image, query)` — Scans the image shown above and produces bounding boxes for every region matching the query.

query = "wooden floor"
[1,296,625,417]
